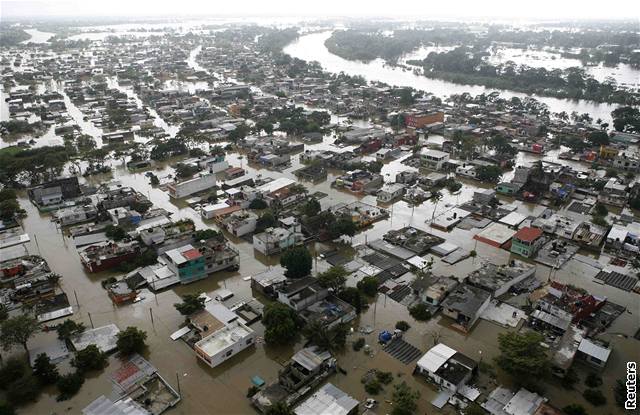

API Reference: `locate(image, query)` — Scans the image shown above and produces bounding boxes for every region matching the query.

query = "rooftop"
[294,383,358,415]
[195,320,253,357]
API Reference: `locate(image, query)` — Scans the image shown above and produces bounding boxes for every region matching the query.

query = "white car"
[364,399,378,409]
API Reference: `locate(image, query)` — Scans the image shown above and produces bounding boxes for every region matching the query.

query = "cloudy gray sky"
[1,0,638,20]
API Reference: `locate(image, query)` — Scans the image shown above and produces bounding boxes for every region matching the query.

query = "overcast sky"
[1,0,639,20]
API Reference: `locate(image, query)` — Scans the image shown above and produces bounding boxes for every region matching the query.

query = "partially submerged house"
[415,343,477,392]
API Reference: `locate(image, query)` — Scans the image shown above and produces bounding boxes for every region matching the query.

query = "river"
[284,31,623,124]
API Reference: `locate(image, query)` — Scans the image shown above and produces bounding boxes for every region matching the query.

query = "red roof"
[513,226,543,242]
[182,248,202,260]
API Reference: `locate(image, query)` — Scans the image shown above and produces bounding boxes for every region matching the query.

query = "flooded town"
[0,2,639,415]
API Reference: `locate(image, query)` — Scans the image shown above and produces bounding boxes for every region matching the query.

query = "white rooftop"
[416,343,457,373]
[195,320,253,357]
[294,383,358,415]
[577,338,611,363]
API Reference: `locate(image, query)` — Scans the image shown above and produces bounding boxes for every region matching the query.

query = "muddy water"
[10,129,639,414]
[3,39,638,415]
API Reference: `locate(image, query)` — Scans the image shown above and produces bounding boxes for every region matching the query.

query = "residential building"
[511,227,545,258]
[415,343,477,392]
[251,268,288,297]
[167,172,217,199]
[420,149,450,170]
[189,302,256,368]
[79,241,140,273]
[411,275,458,307]
[377,183,406,203]
[294,383,358,415]
[220,210,258,237]
[253,227,303,256]
[251,347,336,413]
[576,338,611,369]
[440,283,492,332]
[277,277,328,312]
[164,244,206,284]
[466,260,536,297]
[29,176,82,207]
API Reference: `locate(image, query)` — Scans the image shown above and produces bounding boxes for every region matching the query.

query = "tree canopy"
[174,294,206,316]
[262,302,298,345]
[280,246,312,279]
[495,331,550,386]
[116,327,148,356]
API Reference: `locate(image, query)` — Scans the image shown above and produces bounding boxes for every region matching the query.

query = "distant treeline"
[325,29,474,63]
[0,27,30,47]
[325,26,640,67]
[407,47,640,105]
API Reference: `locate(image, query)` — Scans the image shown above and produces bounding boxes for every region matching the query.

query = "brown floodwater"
[2,55,637,415]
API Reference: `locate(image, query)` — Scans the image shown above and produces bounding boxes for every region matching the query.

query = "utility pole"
[150,308,155,330]
[175,373,182,398]
[88,312,94,329]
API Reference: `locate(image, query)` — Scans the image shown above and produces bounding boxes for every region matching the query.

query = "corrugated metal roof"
[578,338,611,362]
[294,383,358,415]
[416,343,457,373]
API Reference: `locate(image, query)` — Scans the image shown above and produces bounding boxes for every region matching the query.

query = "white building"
[191,302,256,368]
[167,173,217,199]
[456,164,477,179]
[221,210,258,237]
[194,320,255,368]
[377,183,406,203]
[420,148,450,170]
[253,227,302,255]
[415,343,476,392]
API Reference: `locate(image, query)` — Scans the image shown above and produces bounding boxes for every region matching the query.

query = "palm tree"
[430,191,443,222]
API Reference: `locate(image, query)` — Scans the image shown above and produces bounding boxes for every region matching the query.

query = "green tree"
[264,401,294,415]
[174,294,205,316]
[476,165,503,183]
[614,379,627,407]
[256,210,277,231]
[301,198,321,217]
[357,276,379,297]
[329,216,358,239]
[0,401,15,415]
[395,321,410,331]
[587,130,609,146]
[72,345,108,373]
[463,402,486,415]
[585,372,603,388]
[249,198,268,210]
[262,302,298,345]
[105,225,126,241]
[562,404,587,415]
[495,331,550,386]
[0,358,28,388]
[317,266,348,291]
[583,389,606,406]
[303,321,348,352]
[593,203,608,217]
[116,327,148,356]
[1,315,39,358]
[56,372,84,401]
[56,319,85,341]
[391,381,420,415]
[409,303,432,321]
[6,374,40,406]
[280,246,312,279]
[33,353,59,385]
[338,287,365,314]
